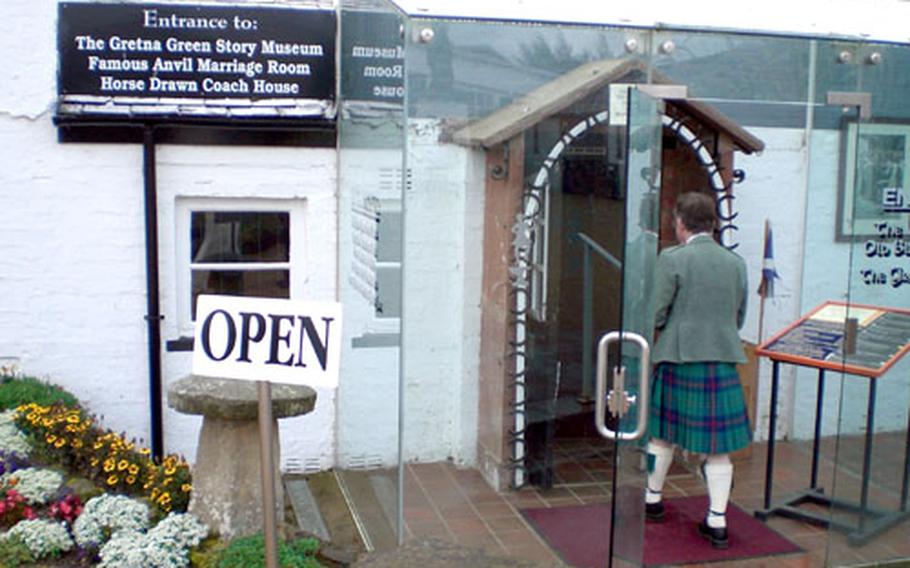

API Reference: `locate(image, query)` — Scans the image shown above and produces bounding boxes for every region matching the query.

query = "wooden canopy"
[449,58,764,154]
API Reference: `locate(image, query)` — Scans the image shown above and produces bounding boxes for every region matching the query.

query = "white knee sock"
[704,454,733,528]
[646,440,675,504]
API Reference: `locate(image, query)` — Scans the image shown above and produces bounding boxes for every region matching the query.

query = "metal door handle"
[595,331,650,441]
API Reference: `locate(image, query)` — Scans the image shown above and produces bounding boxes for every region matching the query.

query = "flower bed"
[14,403,191,515]
[0,371,325,567]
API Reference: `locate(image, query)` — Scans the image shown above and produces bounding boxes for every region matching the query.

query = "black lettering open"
[237,311,267,362]
[296,316,333,370]
[201,309,236,362]
[266,314,295,366]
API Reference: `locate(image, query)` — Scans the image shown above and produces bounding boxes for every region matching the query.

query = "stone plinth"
[167,374,316,539]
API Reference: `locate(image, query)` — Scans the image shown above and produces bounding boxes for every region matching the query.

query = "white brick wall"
[0,110,340,466]
[156,145,339,467]
[0,0,485,473]
[0,0,346,470]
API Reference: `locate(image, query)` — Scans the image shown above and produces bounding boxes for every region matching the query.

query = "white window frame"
[175,197,308,336]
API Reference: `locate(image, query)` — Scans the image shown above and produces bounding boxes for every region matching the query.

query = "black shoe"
[645,501,665,522]
[698,520,729,549]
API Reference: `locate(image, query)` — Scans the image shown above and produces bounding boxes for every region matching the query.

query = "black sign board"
[340,11,403,103]
[58,3,336,112]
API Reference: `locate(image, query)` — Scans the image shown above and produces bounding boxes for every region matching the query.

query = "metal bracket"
[491,142,510,180]
[844,317,859,355]
[827,91,872,120]
[607,366,637,418]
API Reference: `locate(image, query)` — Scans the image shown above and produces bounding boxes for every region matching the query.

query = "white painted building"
[2,0,910,500]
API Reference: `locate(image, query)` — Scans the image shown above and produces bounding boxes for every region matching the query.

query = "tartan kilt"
[648,362,752,455]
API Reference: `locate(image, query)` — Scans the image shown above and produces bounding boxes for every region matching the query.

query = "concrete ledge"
[168,374,316,420]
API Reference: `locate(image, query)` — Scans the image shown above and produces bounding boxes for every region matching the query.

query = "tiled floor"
[400,436,910,567]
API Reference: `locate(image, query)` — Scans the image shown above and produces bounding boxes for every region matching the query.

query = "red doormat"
[521,496,803,567]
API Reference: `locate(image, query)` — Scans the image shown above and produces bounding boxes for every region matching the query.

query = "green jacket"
[651,234,748,364]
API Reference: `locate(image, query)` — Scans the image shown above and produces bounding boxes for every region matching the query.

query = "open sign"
[192,295,342,387]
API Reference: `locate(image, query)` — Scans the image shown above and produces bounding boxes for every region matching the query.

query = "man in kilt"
[643,191,751,550]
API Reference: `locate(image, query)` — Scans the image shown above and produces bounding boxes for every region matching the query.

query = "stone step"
[283,471,366,562]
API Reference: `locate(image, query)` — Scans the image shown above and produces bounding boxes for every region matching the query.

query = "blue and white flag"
[757,220,780,298]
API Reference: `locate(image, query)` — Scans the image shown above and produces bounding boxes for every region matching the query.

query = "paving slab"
[351,539,565,568]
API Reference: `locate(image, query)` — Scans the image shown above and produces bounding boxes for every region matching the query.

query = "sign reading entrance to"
[192,295,343,388]
[58,3,335,104]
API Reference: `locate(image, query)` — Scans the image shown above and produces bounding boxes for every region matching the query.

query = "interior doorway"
[517,89,763,489]
[521,108,628,488]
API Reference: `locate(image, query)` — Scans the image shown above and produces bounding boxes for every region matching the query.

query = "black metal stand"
[754,360,910,546]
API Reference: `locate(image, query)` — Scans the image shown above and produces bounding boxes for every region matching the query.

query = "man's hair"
[674,191,717,234]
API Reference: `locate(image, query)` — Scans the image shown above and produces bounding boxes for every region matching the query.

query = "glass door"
[595,86,664,567]
[333,1,405,554]
[826,40,910,562]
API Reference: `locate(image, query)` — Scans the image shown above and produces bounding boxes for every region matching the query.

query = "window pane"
[191,269,290,318]
[191,211,289,263]
[376,209,402,262]
[376,265,401,318]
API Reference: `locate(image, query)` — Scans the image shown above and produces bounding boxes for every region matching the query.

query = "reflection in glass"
[189,211,291,318]
[191,270,289,318]
[191,212,289,263]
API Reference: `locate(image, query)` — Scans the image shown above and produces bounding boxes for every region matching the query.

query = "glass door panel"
[827,40,910,561]
[396,12,664,566]
[333,0,406,553]
[600,86,664,566]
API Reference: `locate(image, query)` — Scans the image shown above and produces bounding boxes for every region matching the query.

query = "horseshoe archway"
[451,59,764,490]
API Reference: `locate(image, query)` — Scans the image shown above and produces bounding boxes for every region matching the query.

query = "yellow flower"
[181,484,193,493]
[128,464,140,475]
[118,460,129,471]
[73,439,83,449]
[103,459,116,473]
[157,493,171,505]
[126,475,136,485]
[54,438,66,448]
[107,475,119,486]
[150,488,160,500]
[46,434,57,444]
[139,448,151,456]
[90,458,99,467]
[164,466,177,476]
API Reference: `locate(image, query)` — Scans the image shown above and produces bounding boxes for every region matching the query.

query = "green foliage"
[0,376,78,412]
[189,536,227,568]
[64,475,104,505]
[216,534,322,568]
[0,535,36,568]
